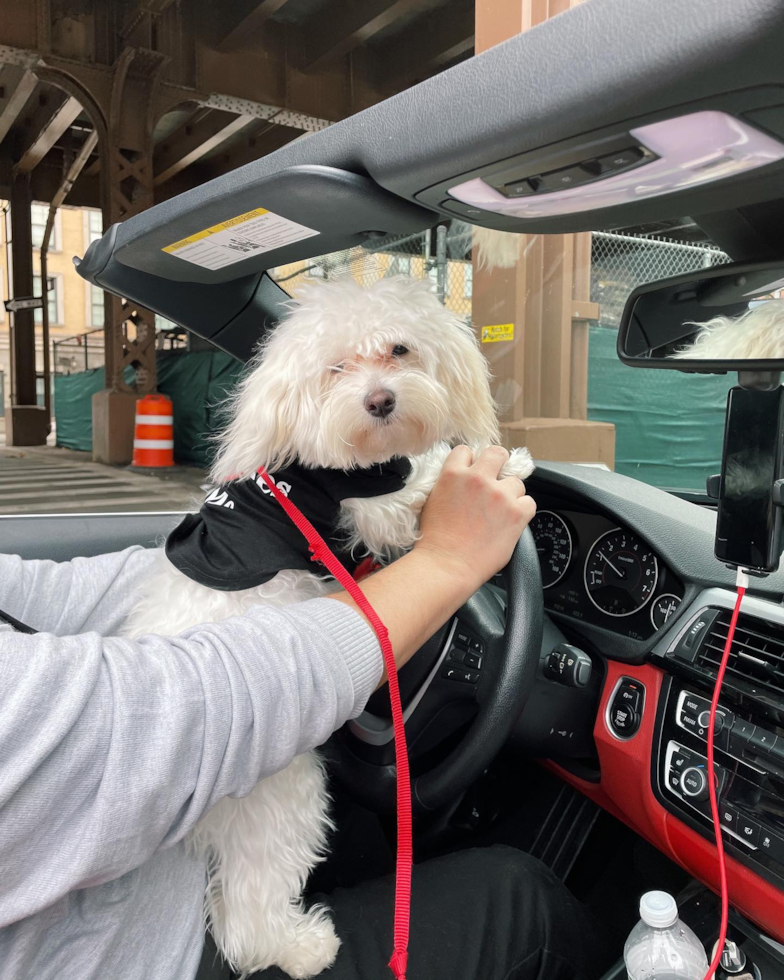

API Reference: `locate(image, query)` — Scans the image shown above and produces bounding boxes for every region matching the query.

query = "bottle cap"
[639,891,678,928]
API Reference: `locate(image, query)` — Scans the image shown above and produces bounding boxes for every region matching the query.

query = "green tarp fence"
[55,352,246,467]
[587,324,731,489]
[156,350,246,467]
[55,332,734,488]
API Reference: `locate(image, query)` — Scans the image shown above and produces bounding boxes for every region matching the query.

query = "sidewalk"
[0,423,208,514]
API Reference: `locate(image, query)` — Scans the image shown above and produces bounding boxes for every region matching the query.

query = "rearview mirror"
[617,260,784,372]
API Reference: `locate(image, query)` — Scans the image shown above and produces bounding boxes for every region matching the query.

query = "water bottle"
[624,891,709,980]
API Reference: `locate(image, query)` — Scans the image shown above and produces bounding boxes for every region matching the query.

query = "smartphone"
[715,385,784,572]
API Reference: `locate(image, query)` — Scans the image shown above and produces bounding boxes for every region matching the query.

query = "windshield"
[270,223,732,495]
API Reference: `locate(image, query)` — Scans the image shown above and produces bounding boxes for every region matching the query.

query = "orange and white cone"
[132,394,174,468]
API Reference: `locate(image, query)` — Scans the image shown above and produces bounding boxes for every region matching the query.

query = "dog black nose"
[365,389,396,419]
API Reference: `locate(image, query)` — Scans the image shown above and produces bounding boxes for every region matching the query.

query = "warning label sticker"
[481,323,515,343]
[162,208,319,271]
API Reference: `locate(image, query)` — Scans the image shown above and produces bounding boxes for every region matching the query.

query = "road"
[0,446,204,515]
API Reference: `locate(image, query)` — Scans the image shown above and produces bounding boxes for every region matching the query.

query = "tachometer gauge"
[584,528,658,617]
[530,510,573,589]
[651,593,681,630]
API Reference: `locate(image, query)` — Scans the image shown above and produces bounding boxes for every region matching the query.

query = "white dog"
[671,299,784,360]
[123,275,533,978]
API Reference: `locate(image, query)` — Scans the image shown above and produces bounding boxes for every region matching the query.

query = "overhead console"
[651,591,784,889]
[417,97,784,235]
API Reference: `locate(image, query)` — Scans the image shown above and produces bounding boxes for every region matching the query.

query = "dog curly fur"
[671,299,784,360]
[122,276,533,977]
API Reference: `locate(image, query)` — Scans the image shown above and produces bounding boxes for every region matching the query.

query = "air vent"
[696,609,784,696]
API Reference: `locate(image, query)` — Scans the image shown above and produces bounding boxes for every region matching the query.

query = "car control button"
[597,146,646,173]
[609,701,637,735]
[679,712,700,734]
[749,728,777,753]
[463,652,482,670]
[732,719,756,742]
[537,164,591,193]
[758,830,784,864]
[454,627,473,648]
[720,804,739,832]
[736,814,761,848]
[441,666,479,684]
[682,694,704,718]
[502,178,539,198]
[448,646,466,664]
[681,767,709,801]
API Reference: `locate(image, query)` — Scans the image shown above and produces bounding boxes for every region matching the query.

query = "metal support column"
[93,47,167,464]
[7,174,48,445]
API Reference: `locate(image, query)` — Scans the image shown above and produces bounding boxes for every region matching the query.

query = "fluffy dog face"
[212,275,500,479]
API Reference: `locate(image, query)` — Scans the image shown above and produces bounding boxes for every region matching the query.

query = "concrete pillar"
[472,0,615,468]
[7,174,48,446]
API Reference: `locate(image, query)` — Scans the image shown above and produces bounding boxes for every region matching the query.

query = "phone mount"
[707,370,784,575]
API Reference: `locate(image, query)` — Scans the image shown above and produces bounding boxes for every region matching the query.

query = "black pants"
[196,846,613,980]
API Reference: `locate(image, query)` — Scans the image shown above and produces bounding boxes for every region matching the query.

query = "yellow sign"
[481,323,515,343]
[162,208,270,253]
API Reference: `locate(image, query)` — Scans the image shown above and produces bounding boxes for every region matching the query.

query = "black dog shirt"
[166,458,412,591]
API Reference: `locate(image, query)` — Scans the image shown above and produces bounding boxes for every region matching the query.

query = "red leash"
[257,468,412,979]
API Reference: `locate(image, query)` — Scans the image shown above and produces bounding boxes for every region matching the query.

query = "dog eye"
[391,345,409,357]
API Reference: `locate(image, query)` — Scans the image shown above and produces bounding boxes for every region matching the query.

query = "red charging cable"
[702,569,748,980]
[257,468,412,980]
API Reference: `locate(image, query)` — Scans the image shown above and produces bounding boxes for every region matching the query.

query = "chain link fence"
[590,231,731,328]
[271,226,474,323]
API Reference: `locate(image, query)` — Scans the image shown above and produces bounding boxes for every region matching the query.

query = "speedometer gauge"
[584,528,658,617]
[530,510,572,588]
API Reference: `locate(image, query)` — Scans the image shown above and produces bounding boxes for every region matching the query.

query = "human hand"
[415,445,536,593]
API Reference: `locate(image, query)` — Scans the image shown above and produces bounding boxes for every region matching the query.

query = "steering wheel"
[327,528,544,814]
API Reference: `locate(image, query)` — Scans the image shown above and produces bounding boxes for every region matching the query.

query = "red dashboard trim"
[544,660,784,942]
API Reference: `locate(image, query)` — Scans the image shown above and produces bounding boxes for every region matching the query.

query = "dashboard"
[519,463,784,949]
[530,499,685,641]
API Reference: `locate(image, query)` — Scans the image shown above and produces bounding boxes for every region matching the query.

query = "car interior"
[6,0,784,975]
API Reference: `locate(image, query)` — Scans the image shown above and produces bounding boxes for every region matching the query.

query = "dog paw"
[501,446,534,481]
[276,918,341,979]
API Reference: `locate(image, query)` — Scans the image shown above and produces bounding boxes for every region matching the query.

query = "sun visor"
[74,166,436,360]
[79,166,436,287]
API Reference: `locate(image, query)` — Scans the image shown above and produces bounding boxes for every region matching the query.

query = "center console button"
[735,814,761,848]
[758,830,784,864]
[732,719,756,742]
[681,767,709,801]
[679,712,700,734]
[682,695,703,718]
[748,728,777,753]
[719,804,739,832]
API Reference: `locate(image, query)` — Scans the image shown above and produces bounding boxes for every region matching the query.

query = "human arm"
[0,596,381,924]
[0,546,161,635]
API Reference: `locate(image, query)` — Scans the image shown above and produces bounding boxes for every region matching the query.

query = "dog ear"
[210,344,300,483]
[438,318,501,448]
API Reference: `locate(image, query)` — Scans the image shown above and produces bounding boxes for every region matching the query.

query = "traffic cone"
[132,393,174,467]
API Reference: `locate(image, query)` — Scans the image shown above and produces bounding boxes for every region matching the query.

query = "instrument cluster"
[530,506,684,640]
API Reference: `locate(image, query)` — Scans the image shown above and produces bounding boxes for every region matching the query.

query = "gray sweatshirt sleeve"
[0,546,164,635]
[0,576,382,924]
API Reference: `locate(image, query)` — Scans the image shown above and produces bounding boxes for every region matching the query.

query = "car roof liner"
[75,0,784,359]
